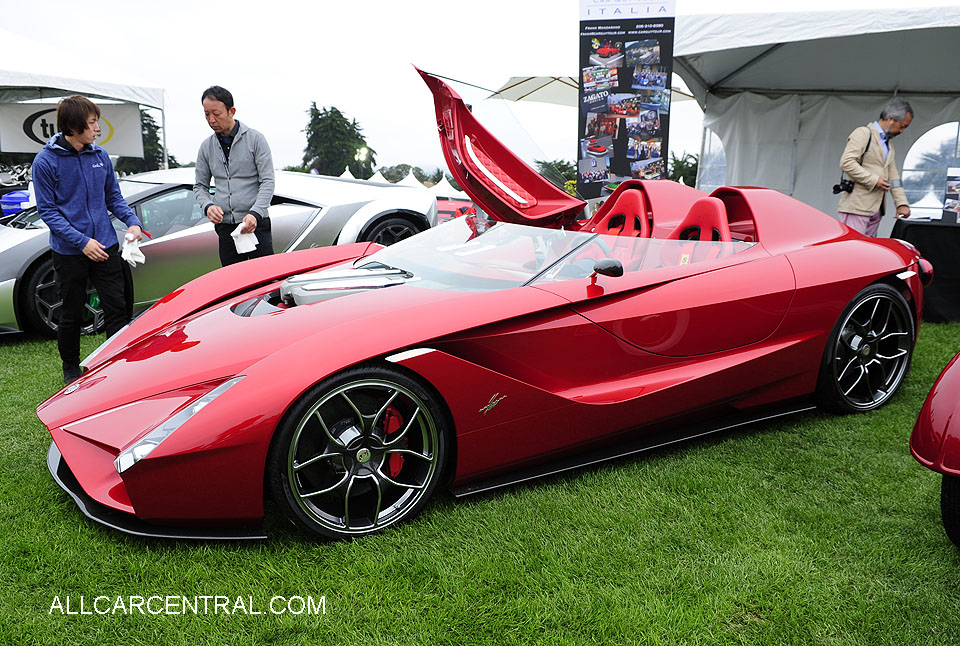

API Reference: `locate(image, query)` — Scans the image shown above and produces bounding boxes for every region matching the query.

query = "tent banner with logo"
[0,102,143,157]
[577,0,676,198]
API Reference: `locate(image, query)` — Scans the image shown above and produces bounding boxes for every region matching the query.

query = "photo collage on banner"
[577,0,676,199]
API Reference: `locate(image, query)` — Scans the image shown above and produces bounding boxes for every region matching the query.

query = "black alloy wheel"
[363,217,421,246]
[267,364,448,540]
[816,283,914,413]
[22,257,103,338]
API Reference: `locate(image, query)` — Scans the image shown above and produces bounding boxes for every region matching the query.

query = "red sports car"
[37,70,931,541]
[911,352,960,547]
[597,43,621,58]
[587,144,607,156]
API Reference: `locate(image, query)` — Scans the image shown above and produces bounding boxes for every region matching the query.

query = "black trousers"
[214,219,274,267]
[53,245,130,366]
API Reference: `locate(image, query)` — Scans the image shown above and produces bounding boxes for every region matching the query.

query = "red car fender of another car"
[912,352,960,475]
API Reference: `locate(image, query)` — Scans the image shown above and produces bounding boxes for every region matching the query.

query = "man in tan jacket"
[837,97,913,237]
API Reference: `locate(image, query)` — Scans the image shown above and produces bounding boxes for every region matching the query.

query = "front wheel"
[816,283,914,413]
[267,364,448,540]
[942,474,960,548]
[21,257,104,338]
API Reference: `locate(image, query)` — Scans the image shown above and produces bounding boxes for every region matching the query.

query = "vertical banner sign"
[577,0,676,199]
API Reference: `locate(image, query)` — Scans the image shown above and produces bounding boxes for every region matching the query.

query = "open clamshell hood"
[417,68,586,227]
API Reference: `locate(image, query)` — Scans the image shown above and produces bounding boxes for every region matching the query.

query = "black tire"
[816,283,914,413]
[21,257,104,338]
[362,216,421,246]
[942,474,960,548]
[267,363,448,540]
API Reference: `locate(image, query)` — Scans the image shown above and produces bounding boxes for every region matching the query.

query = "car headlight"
[114,376,244,474]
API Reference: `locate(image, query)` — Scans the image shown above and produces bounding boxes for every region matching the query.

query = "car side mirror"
[592,258,624,278]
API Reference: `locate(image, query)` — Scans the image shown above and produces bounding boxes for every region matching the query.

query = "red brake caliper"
[383,407,405,478]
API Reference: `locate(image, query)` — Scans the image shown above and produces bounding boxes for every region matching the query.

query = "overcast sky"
[2,0,956,173]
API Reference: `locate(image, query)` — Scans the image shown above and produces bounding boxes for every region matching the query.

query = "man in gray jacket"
[194,86,275,265]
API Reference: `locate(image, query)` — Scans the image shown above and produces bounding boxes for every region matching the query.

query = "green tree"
[420,167,444,184]
[115,111,179,174]
[668,152,698,186]
[377,164,443,184]
[535,159,576,189]
[379,163,412,183]
[301,104,376,178]
[906,136,960,194]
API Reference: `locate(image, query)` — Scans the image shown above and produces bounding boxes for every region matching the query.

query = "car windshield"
[3,179,163,229]
[357,215,755,292]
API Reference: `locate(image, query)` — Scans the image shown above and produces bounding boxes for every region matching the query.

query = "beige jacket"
[837,123,907,216]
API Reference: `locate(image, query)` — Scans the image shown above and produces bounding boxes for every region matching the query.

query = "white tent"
[396,171,427,189]
[431,176,469,199]
[339,166,356,180]
[488,76,694,106]
[673,8,960,219]
[0,27,166,163]
[367,170,390,184]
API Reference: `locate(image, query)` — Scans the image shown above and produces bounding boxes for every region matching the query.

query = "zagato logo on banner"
[0,103,143,157]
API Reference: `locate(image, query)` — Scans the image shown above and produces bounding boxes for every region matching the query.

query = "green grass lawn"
[1,325,958,645]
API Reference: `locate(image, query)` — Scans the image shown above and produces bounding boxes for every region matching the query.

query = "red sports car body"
[910,351,960,547]
[37,70,930,540]
[597,43,621,58]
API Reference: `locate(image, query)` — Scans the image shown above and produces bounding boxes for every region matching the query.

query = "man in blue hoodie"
[32,95,143,383]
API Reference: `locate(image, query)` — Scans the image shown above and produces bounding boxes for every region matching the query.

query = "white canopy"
[339,166,356,179]
[0,28,164,109]
[367,170,390,184]
[488,76,694,106]
[431,175,469,199]
[673,7,960,219]
[396,171,427,189]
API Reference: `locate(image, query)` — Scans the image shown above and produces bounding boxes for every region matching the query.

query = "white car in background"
[0,168,437,337]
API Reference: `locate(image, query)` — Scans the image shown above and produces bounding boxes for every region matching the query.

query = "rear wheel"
[267,364,448,540]
[362,216,421,246]
[22,257,103,338]
[942,474,960,548]
[816,283,914,413]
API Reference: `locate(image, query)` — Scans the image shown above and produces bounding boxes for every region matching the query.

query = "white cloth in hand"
[231,223,259,254]
[121,235,145,267]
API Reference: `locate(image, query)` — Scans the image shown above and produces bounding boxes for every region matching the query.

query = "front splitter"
[47,442,267,541]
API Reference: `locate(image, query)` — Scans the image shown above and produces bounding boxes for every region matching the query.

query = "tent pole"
[161,95,169,170]
[789,97,801,196]
[695,94,708,190]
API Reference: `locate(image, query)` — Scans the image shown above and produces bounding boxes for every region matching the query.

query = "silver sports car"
[0,168,437,336]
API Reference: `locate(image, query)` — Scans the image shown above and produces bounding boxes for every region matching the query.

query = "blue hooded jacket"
[32,134,141,255]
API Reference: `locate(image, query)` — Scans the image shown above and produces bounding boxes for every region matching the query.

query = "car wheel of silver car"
[22,257,104,338]
[816,283,914,413]
[268,364,448,540]
[942,475,960,548]
[363,216,421,246]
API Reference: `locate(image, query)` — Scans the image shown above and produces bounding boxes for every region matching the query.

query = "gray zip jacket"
[193,121,274,224]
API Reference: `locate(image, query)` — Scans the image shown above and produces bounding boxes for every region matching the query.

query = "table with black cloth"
[891,218,960,322]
